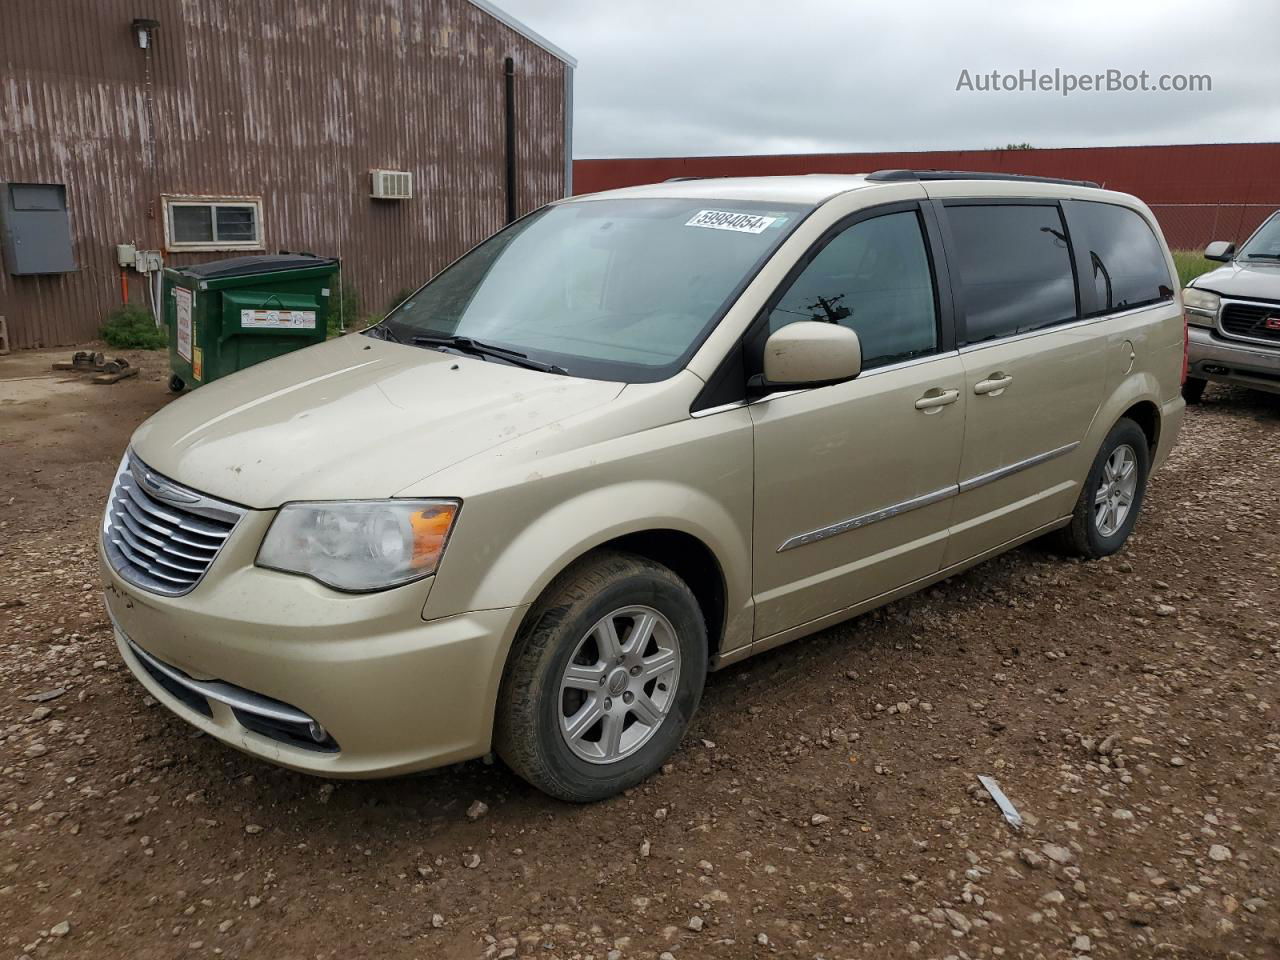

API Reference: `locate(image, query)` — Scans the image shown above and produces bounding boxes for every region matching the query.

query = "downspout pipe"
[504,57,517,224]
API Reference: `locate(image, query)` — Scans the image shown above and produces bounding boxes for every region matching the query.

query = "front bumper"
[1187,326,1280,395]
[102,541,528,778]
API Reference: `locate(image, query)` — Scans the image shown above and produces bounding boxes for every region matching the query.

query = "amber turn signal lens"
[410,504,457,568]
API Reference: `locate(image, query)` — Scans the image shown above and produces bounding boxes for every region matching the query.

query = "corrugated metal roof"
[467,0,576,66]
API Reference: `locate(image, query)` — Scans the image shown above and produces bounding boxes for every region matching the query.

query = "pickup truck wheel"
[1058,418,1150,559]
[495,551,707,802]
[1181,377,1207,404]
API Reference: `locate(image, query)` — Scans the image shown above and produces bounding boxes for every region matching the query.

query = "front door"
[749,204,965,640]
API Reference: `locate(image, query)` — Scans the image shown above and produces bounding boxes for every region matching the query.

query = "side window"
[1072,202,1174,312]
[765,210,938,368]
[946,204,1077,344]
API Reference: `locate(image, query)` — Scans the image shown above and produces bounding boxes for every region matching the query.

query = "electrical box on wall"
[0,182,77,275]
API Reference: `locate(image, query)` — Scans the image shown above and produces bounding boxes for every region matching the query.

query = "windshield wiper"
[363,324,403,343]
[1244,253,1280,261]
[411,335,569,375]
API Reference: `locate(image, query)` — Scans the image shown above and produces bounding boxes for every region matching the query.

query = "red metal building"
[575,143,1280,251]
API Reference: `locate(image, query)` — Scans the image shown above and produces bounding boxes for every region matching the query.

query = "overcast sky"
[499,0,1280,159]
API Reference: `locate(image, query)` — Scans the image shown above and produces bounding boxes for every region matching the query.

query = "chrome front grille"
[102,453,246,596]
[1220,299,1280,345]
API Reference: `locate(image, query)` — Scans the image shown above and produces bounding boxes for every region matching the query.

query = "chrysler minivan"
[102,171,1186,801]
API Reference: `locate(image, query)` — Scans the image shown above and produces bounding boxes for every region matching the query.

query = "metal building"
[575,142,1280,253]
[0,0,574,350]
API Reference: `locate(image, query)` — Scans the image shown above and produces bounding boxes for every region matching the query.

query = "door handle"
[914,388,960,411]
[974,373,1013,396]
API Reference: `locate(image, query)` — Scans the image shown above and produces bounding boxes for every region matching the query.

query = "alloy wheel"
[1094,443,1138,537]
[557,605,682,764]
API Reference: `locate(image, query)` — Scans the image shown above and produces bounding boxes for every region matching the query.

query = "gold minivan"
[102,171,1186,801]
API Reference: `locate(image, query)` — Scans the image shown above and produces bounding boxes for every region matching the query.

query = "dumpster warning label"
[240,309,317,330]
[175,288,193,362]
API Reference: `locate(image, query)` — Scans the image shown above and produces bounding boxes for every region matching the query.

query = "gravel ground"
[1,346,1278,960]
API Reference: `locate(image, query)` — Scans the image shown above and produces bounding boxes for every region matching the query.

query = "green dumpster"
[163,254,339,392]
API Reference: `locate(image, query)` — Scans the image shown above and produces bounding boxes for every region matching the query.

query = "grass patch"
[323,275,411,337]
[100,305,166,350]
[326,273,361,337]
[1173,250,1217,287]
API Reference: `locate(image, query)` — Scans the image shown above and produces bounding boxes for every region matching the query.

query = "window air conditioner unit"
[370,169,412,200]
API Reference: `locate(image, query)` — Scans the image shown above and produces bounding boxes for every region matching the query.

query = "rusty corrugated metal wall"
[0,0,569,349]
[575,143,1280,250]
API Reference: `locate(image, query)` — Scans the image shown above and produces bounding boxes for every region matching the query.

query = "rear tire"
[1058,418,1150,559]
[495,551,707,802]
[1181,377,1207,404]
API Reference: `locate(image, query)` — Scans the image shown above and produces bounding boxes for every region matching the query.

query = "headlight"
[257,499,459,592]
[1182,287,1220,326]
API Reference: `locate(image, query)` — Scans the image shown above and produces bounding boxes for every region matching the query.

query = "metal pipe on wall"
[504,56,517,224]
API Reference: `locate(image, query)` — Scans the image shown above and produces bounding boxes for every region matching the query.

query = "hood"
[131,335,625,508]
[1189,260,1280,301]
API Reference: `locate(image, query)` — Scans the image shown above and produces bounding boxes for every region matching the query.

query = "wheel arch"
[1119,398,1161,455]
[549,529,728,662]
[485,525,733,764]
[1083,371,1166,467]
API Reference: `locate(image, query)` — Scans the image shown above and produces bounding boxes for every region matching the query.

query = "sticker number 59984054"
[685,209,778,234]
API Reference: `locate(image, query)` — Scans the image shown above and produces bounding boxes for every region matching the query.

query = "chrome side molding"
[778,484,956,552]
[777,440,1081,552]
[957,441,1079,493]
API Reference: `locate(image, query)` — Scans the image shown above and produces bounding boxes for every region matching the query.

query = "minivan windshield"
[378,198,809,382]
[1238,212,1280,262]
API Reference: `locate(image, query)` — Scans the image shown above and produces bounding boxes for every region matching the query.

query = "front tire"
[1182,377,1207,404]
[495,551,707,802]
[1058,418,1150,558]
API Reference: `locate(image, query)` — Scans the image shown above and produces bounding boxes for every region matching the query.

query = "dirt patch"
[1,347,1278,959]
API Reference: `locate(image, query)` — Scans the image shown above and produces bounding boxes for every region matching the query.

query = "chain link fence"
[1149,203,1278,253]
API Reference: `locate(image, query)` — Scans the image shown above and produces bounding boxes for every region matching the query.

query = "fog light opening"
[308,721,328,744]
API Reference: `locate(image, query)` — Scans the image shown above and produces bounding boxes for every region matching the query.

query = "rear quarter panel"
[1088,197,1186,469]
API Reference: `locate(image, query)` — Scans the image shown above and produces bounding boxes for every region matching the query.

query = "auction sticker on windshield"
[685,209,779,234]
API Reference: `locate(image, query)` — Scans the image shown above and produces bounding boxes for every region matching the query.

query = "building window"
[163,197,263,251]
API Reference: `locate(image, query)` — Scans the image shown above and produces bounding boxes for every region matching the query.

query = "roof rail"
[866,169,1101,189]
[663,176,703,182]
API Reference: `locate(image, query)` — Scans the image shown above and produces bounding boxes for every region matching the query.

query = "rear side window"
[765,210,938,368]
[946,204,1078,345]
[1072,202,1174,312]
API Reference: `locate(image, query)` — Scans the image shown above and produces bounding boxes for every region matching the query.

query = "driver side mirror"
[1204,240,1234,262]
[758,321,862,389]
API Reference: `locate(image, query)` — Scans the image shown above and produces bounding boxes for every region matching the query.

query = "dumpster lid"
[176,254,338,280]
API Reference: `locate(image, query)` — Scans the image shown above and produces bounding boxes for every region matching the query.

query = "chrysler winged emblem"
[131,462,200,504]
